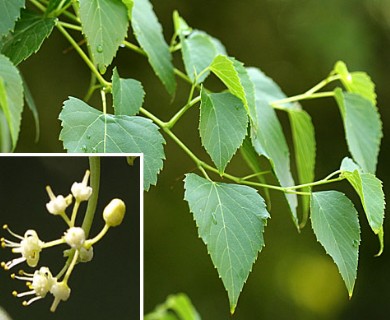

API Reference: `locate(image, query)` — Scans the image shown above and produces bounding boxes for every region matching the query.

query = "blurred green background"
[12,0,390,319]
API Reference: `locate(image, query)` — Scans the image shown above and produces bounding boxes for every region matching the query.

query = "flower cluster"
[1,170,126,312]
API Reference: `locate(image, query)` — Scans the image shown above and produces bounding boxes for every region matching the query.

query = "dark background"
[9,0,390,319]
[0,156,141,320]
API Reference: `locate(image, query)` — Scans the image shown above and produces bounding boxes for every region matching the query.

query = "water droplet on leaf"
[96,45,103,53]
[86,134,91,140]
[352,239,359,247]
[82,145,87,152]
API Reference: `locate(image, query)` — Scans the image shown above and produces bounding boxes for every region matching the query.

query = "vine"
[0,0,385,317]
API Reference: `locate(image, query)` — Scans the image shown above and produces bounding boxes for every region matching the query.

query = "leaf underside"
[0,53,24,149]
[0,0,25,38]
[334,89,382,174]
[79,0,129,72]
[199,89,248,173]
[184,173,269,313]
[59,97,165,190]
[132,0,176,95]
[247,67,298,226]
[310,191,360,297]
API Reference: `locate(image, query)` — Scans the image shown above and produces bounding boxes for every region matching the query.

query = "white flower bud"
[64,227,85,249]
[46,195,67,215]
[71,170,92,202]
[103,199,126,227]
[46,186,72,215]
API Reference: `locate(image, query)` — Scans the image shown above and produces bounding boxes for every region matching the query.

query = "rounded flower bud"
[103,199,126,227]
[64,227,85,249]
[79,246,94,263]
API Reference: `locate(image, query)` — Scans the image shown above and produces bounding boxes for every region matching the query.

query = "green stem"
[271,91,335,109]
[286,176,344,191]
[165,96,201,129]
[57,21,82,32]
[174,68,193,85]
[123,40,146,56]
[241,171,270,181]
[81,157,101,238]
[141,104,344,194]
[29,0,46,12]
[56,24,110,88]
[304,74,341,96]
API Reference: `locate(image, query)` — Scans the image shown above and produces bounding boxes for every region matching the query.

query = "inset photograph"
[0,154,142,320]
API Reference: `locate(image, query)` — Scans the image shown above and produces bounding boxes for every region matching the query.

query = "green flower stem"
[56,24,110,88]
[63,249,79,283]
[81,157,101,238]
[59,212,72,227]
[271,91,335,109]
[43,238,66,249]
[70,200,80,227]
[84,224,110,249]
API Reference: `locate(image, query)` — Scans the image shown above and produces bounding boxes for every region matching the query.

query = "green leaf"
[333,61,376,105]
[121,0,134,20]
[247,67,298,227]
[181,30,226,84]
[173,10,192,36]
[184,173,269,313]
[132,0,176,95]
[310,191,361,297]
[144,293,201,320]
[59,97,165,190]
[199,89,248,173]
[1,10,55,66]
[340,157,385,235]
[112,68,144,116]
[79,0,128,73]
[0,0,25,38]
[0,53,23,149]
[0,110,12,152]
[288,109,316,217]
[334,89,382,174]
[209,55,256,122]
[22,75,39,142]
